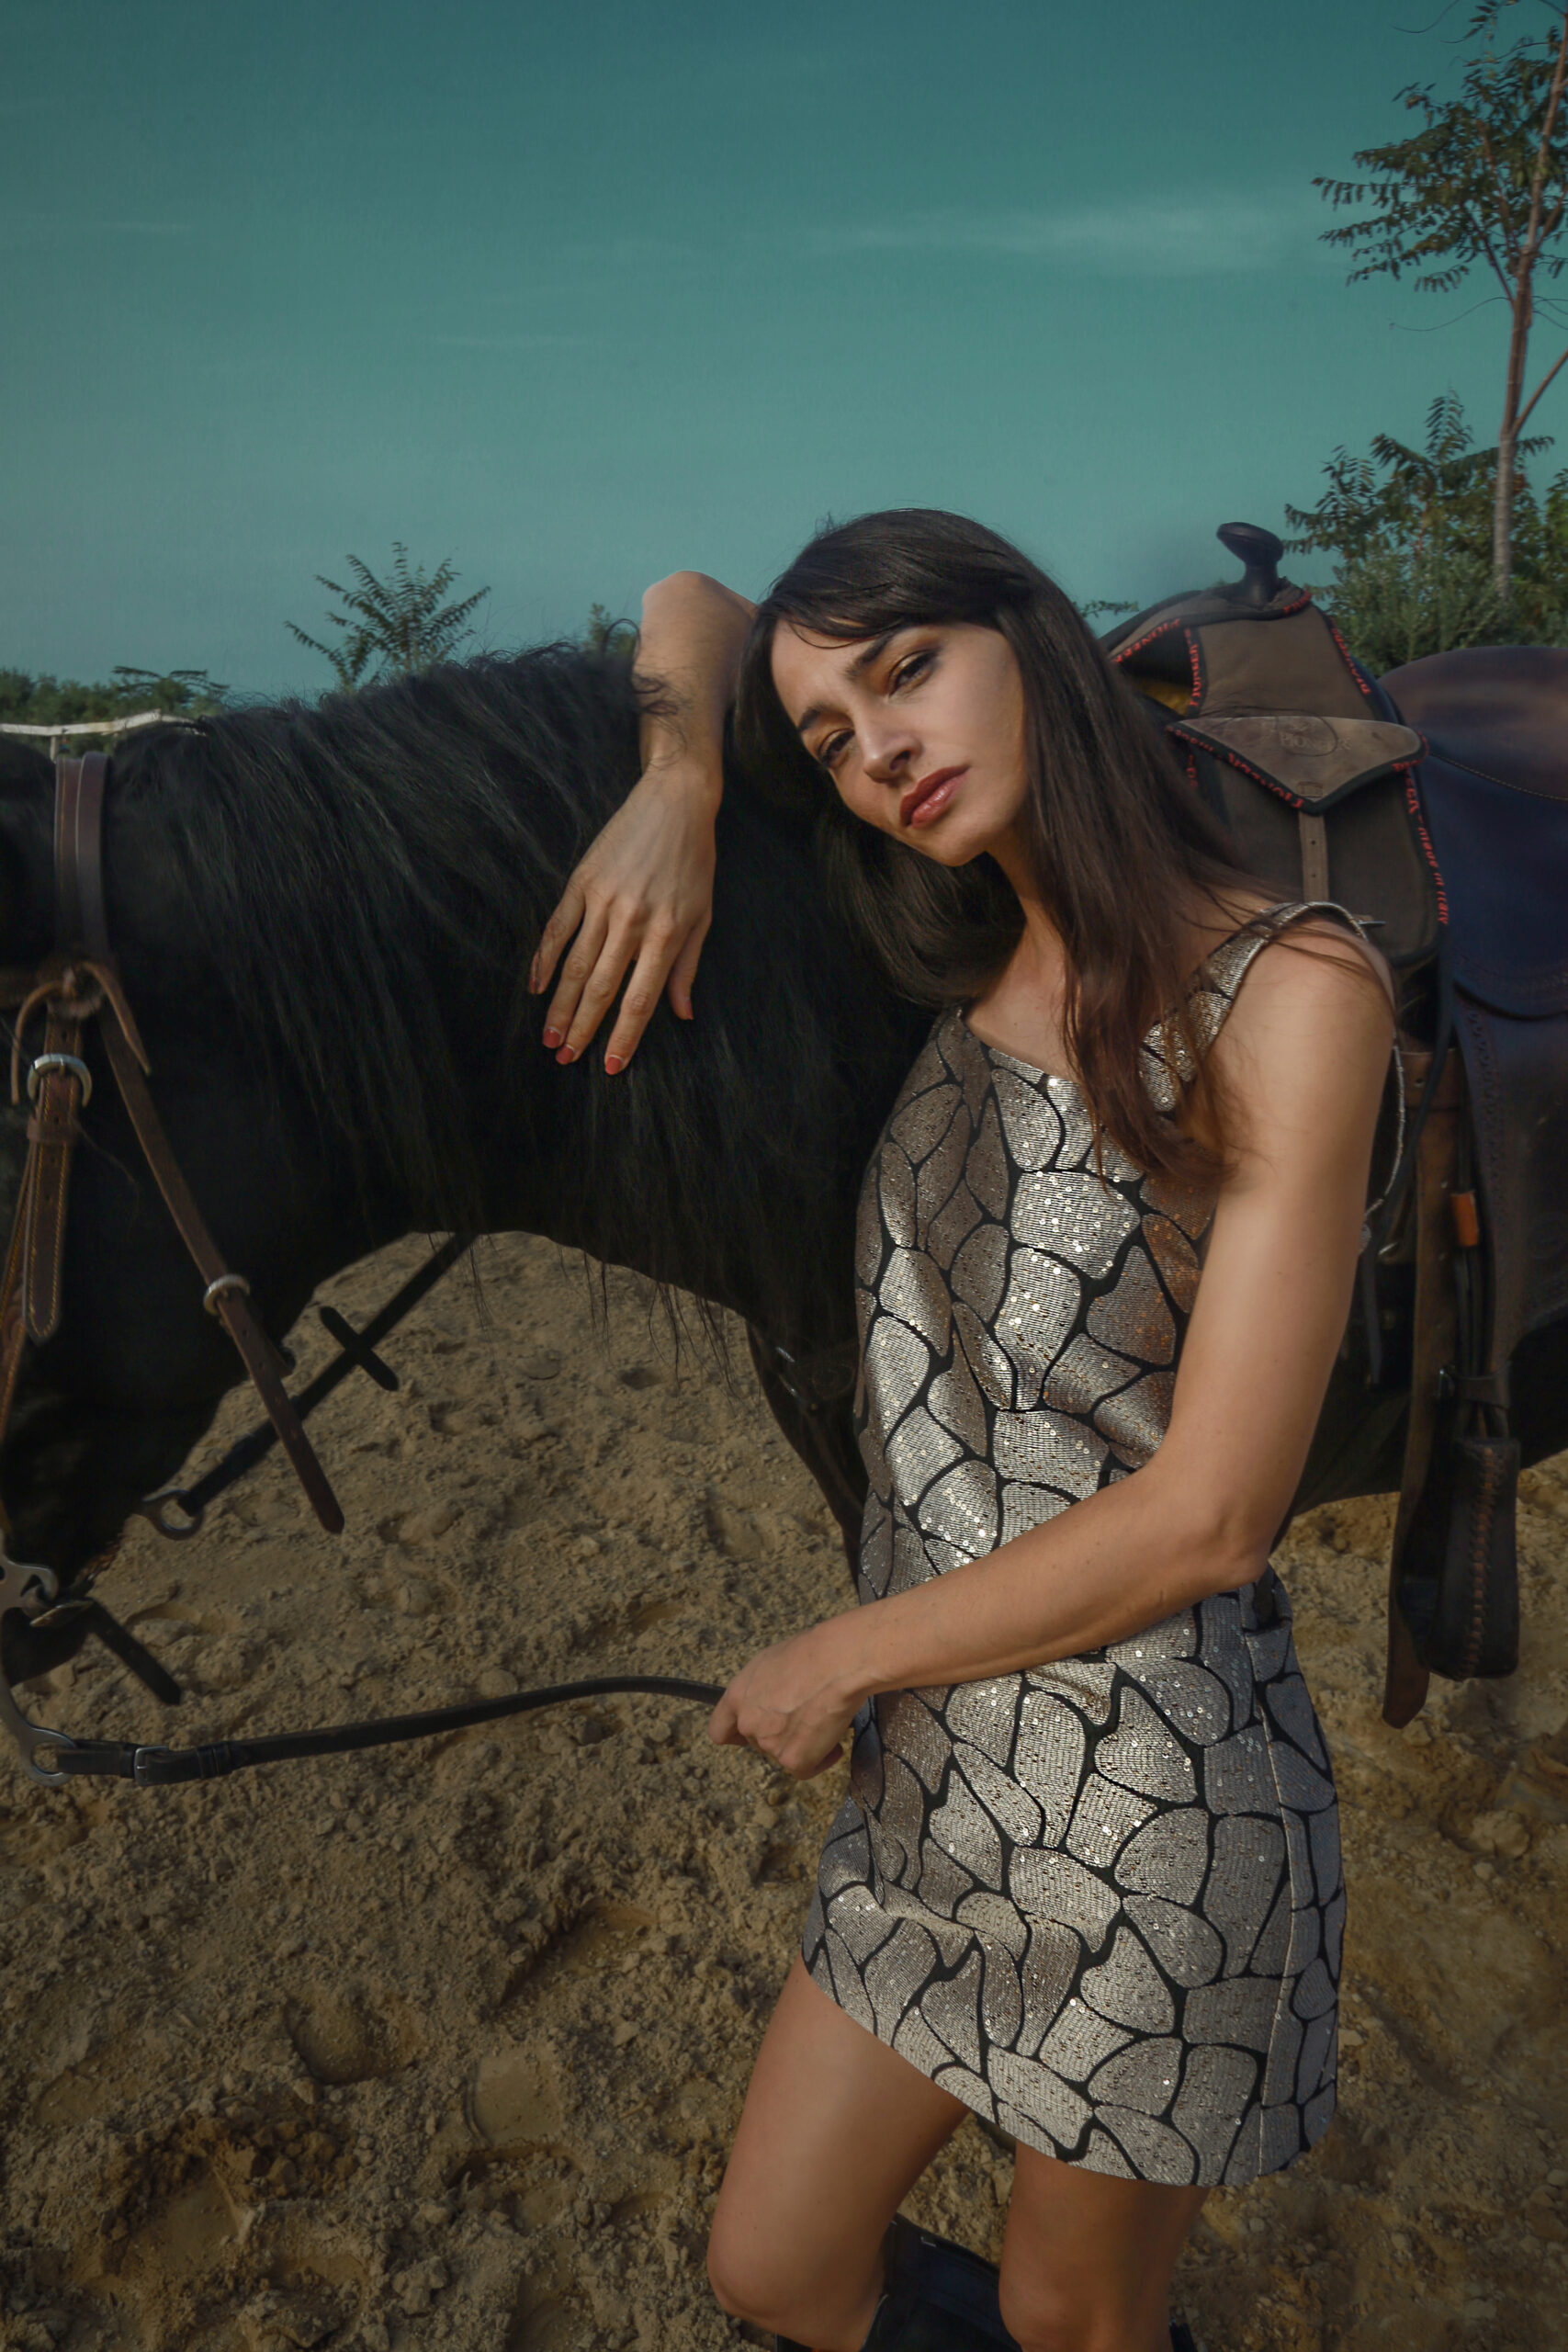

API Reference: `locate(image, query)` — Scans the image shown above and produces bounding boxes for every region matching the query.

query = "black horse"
[0,636,1562,1698]
[0,649,923,1687]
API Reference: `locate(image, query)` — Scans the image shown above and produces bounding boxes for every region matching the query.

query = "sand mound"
[2,1232,1564,2351]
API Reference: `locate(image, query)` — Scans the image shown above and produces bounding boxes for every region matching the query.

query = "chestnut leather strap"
[0,757,343,1534]
[91,1004,344,1532]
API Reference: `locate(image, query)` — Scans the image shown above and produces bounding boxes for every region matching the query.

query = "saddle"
[1103,529,1568,1724]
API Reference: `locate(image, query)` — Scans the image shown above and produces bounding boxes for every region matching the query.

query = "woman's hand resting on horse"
[528,752,720,1072]
[529,570,754,1073]
[708,1618,865,1780]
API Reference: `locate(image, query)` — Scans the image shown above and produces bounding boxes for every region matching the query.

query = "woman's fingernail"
[604,1054,624,1075]
[542,1026,562,1048]
[555,1044,577,1065]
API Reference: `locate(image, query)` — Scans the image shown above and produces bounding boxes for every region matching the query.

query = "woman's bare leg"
[707,1954,968,2351]
[998,2143,1207,2352]
[711,1956,1207,2352]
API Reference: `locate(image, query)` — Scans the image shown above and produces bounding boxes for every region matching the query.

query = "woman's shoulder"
[1196,895,1394,1023]
[1203,904,1396,1166]
[1238,899,1392,1003]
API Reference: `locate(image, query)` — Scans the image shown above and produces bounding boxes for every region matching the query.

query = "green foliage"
[0,667,226,728]
[1285,392,1568,667]
[580,603,638,658]
[288,545,490,691]
[1314,5,1568,301]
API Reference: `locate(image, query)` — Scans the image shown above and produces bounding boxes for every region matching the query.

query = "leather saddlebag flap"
[1170,714,1426,810]
[1396,1418,1521,1680]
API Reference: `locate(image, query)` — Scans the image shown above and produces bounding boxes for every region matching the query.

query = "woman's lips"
[899,766,967,828]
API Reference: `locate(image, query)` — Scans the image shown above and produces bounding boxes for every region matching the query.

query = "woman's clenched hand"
[708,1619,866,1781]
[529,752,720,1073]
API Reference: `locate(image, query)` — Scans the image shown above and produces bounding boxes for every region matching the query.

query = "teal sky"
[2,0,1544,693]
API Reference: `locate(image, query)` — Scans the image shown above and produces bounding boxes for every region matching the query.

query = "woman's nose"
[861,725,918,783]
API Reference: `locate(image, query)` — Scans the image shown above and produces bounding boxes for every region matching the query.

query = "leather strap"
[46,1672,726,1783]
[1382,1045,1464,1727]
[61,753,343,1529]
[0,756,344,1542]
[56,751,110,960]
[4,745,116,1345]
[0,1163,33,1488]
[92,1007,344,1532]
[1297,808,1330,902]
[19,976,92,1343]
[1441,1366,1511,1409]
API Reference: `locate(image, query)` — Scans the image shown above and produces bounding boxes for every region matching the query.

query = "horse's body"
[0,636,1563,1696]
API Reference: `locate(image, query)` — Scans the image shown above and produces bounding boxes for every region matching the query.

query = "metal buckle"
[0,1544,76,1784]
[25,1052,93,1107]
[201,1272,251,1317]
[130,1490,206,1539]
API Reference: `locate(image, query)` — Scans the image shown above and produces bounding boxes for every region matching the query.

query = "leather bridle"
[0,754,343,1537]
[0,753,721,1784]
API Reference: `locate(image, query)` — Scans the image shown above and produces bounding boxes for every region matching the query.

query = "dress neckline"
[954,901,1307,1091]
[953,1010,1077,1091]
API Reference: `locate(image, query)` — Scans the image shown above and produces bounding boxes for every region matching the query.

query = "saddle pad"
[1415,753,1568,1016]
[1384,646,1568,805]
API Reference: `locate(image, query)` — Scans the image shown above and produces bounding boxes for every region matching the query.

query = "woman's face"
[770,619,1028,867]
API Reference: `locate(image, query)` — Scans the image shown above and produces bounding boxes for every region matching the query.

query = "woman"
[531,513,1393,2352]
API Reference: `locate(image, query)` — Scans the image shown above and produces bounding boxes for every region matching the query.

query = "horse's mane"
[79,650,919,1344]
[107,649,636,1223]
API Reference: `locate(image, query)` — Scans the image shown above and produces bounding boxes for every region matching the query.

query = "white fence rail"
[0,711,193,758]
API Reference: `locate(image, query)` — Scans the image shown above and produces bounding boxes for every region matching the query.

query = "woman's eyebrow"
[794,629,901,737]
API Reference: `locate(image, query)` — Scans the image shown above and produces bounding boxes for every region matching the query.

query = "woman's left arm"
[711,931,1394,1775]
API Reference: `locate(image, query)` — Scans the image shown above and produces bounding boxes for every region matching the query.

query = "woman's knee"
[705,2215,780,2329]
[998,2269,1149,2352]
[705,2221,817,2338]
[706,2214,877,2348]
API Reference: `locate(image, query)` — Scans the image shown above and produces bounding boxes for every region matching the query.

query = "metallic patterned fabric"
[803,910,1344,2188]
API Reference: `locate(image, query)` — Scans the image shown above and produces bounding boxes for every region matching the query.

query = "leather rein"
[0,754,721,1784]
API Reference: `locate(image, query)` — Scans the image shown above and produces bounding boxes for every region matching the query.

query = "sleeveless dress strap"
[1139,899,1404,1238]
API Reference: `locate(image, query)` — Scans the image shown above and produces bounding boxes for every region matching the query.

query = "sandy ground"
[1,1230,1565,2352]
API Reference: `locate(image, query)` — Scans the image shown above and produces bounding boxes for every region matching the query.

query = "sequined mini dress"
[802,910,1343,2188]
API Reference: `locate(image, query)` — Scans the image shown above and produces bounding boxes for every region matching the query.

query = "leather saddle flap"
[1170,714,1426,809]
[1383,644,1568,805]
[1455,993,1568,1359]
[1417,753,1568,1015]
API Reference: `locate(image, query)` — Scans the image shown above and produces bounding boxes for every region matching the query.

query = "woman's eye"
[817,731,850,770]
[892,650,934,691]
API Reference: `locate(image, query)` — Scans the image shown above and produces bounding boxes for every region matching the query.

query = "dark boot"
[770,2213,1014,2351]
[774,2216,1202,2350]
[861,2216,1020,2348]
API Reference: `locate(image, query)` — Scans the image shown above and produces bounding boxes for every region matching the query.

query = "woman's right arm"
[529,571,755,1072]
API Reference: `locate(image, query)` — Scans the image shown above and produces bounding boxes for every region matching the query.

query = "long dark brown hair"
[734,508,1263,1184]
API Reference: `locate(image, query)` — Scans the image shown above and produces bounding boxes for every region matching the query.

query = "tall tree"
[1316,0,1568,593]
[288,545,490,691]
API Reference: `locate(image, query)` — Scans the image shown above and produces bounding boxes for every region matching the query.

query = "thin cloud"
[94,219,197,237]
[810,195,1320,276]
[431,332,592,351]
[1,213,197,246]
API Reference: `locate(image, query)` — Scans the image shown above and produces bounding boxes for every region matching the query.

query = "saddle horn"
[1215,521,1284,608]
